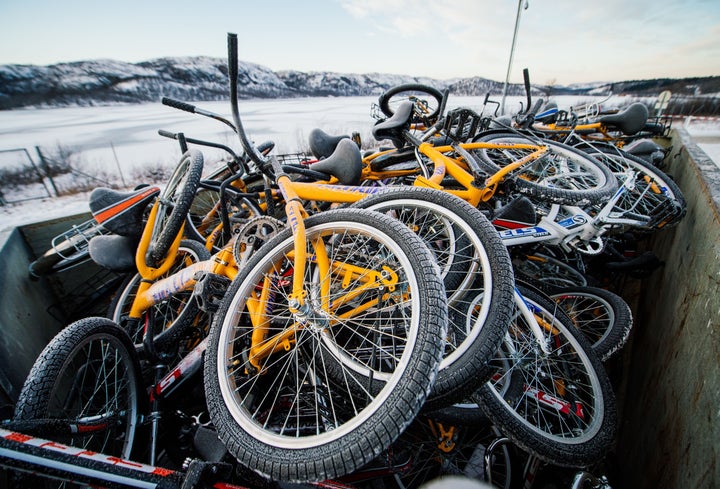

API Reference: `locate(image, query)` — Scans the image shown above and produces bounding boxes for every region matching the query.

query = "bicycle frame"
[496,171,656,254]
[411,141,549,205]
[127,159,407,373]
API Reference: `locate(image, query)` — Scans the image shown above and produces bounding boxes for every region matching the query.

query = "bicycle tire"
[549,286,633,362]
[472,133,617,205]
[146,150,204,267]
[108,240,211,356]
[379,84,445,122]
[473,285,617,467]
[577,144,687,230]
[13,317,144,461]
[351,187,515,409]
[204,208,447,482]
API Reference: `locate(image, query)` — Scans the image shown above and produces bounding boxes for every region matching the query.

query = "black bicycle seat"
[88,234,138,272]
[89,185,160,237]
[372,101,414,147]
[309,128,350,159]
[308,138,363,185]
[598,103,649,135]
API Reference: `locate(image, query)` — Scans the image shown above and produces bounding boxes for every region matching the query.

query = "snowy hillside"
[0,57,524,109]
[2,56,716,110]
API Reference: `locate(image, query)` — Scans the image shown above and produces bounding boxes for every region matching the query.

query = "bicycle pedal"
[193,272,232,313]
[444,107,484,141]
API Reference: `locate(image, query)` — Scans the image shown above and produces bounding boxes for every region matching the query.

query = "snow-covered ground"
[1,96,718,235]
[682,118,720,166]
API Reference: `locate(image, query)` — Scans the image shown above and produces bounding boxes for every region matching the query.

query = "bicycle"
[472,283,617,468]
[27,185,160,278]
[180,73,619,471]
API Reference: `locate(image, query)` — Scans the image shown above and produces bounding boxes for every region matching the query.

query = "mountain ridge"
[1,56,718,110]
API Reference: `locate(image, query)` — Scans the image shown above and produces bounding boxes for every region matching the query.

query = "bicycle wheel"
[473,286,617,467]
[378,84,445,122]
[472,133,617,205]
[146,150,203,267]
[13,317,144,461]
[204,208,447,482]
[108,240,211,356]
[549,286,633,362]
[352,187,515,409]
[578,145,687,230]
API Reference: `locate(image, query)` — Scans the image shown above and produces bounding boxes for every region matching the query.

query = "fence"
[0,146,115,206]
[0,148,52,205]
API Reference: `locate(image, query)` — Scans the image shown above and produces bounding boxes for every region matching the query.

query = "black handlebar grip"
[523,68,532,114]
[157,129,177,139]
[227,33,238,84]
[162,97,196,114]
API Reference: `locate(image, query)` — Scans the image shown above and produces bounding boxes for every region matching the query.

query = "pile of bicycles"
[2,34,686,489]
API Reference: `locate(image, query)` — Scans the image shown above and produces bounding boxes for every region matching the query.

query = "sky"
[0,0,719,85]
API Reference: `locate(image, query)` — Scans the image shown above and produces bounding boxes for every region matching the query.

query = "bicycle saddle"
[308,138,363,185]
[88,234,138,272]
[372,101,414,147]
[598,102,649,135]
[623,138,668,167]
[89,185,160,237]
[309,128,350,159]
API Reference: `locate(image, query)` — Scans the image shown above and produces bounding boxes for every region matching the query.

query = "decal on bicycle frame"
[557,215,588,229]
[499,226,551,240]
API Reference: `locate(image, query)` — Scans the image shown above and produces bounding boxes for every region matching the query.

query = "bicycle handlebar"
[161,96,197,114]
[158,129,241,161]
[227,32,267,173]
[162,95,238,133]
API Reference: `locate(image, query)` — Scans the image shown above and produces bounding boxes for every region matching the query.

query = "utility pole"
[500,0,528,115]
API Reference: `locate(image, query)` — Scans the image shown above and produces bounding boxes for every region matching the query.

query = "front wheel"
[473,286,617,467]
[351,187,515,409]
[146,150,203,267]
[549,286,633,362]
[576,144,687,230]
[204,208,448,482]
[13,317,144,461]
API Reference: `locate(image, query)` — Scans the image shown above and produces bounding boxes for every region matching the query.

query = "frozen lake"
[1,94,718,232]
[0,94,638,178]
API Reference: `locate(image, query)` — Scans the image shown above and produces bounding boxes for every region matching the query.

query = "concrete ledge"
[617,128,720,488]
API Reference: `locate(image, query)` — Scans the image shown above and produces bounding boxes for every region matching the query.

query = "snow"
[683,118,720,168]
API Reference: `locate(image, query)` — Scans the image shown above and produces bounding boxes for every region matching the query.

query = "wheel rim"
[552,292,615,348]
[487,296,605,444]
[215,220,423,449]
[48,333,139,459]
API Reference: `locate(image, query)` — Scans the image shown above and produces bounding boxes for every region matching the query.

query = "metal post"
[110,142,128,188]
[35,146,60,197]
[500,0,528,115]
